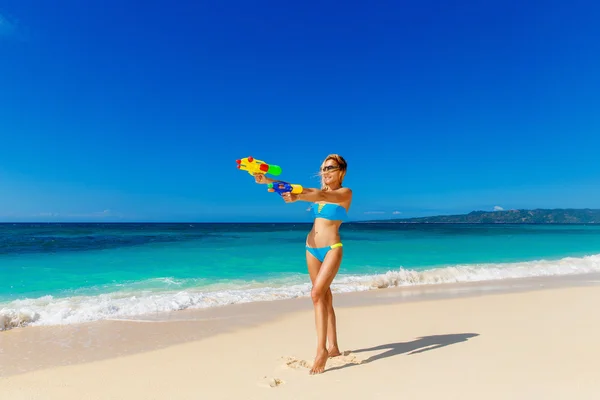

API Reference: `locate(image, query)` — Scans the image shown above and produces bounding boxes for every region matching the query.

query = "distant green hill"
[374,209,600,224]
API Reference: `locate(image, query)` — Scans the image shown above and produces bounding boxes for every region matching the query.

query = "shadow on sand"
[327,333,480,372]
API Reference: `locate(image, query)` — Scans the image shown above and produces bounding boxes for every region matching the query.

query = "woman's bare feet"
[328,345,341,357]
[309,348,329,375]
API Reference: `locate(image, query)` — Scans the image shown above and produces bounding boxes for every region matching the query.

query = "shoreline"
[3,250,600,333]
[2,271,600,379]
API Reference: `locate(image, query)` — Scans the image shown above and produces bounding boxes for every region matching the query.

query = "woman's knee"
[311,287,327,304]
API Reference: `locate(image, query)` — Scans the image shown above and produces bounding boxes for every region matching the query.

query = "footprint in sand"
[258,376,284,388]
[327,351,364,367]
[283,356,312,369]
[283,352,364,371]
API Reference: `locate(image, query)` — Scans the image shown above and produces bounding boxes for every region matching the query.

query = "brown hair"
[319,154,347,190]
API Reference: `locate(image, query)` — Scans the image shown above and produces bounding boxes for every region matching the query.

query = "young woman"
[254,154,352,375]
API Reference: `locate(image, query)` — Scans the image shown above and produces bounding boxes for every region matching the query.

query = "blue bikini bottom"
[305,243,343,262]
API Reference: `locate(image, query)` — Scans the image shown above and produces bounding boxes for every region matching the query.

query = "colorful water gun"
[236,156,282,176]
[267,181,303,196]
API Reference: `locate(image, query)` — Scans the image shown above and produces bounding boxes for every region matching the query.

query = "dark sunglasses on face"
[322,165,340,172]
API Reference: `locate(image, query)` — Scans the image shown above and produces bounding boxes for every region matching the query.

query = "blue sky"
[1,1,599,222]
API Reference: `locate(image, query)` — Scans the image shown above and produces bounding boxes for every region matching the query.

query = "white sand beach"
[1,275,599,399]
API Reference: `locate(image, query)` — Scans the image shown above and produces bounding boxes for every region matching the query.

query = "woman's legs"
[306,247,343,374]
[306,253,340,357]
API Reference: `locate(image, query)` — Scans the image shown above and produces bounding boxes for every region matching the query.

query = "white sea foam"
[1,254,599,331]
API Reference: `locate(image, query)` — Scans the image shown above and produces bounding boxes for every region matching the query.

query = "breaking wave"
[2,253,599,331]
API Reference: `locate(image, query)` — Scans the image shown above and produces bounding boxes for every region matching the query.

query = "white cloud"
[37,212,59,217]
[392,211,402,215]
[493,206,504,211]
[35,210,119,219]
[0,13,16,37]
[66,209,114,218]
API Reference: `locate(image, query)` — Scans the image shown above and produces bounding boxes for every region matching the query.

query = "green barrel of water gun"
[267,164,282,176]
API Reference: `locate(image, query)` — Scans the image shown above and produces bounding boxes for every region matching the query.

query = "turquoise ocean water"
[1,222,600,330]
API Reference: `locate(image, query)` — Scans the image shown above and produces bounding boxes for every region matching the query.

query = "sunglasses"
[321,165,340,172]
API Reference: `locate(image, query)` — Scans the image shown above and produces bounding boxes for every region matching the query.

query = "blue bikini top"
[311,203,348,222]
